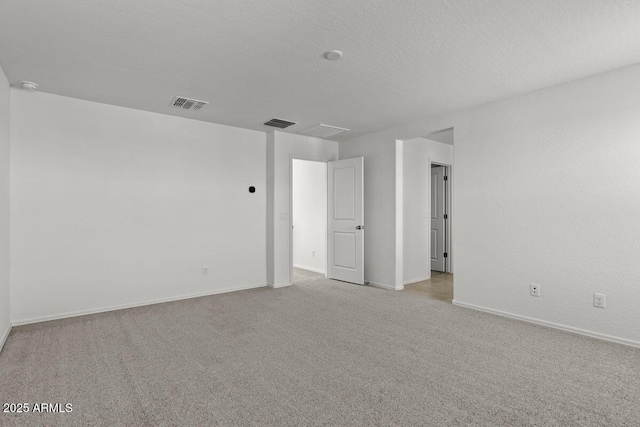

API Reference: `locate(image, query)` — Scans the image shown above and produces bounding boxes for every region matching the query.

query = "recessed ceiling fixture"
[262,118,297,129]
[20,81,39,90]
[324,50,343,61]
[170,96,208,111]
[299,124,350,138]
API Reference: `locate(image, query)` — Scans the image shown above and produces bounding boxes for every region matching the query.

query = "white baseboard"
[368,281,403,291]
[293,264,326,275]
[0,322,11,352]
[403,275,431,285]
[452,300,640,349]
[12,283,267,327]
[268,282,292,289]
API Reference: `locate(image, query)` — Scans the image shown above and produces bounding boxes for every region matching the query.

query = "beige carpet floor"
[1,271,639,426]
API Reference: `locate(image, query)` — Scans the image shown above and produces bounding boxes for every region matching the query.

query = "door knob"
[356,225,364,230]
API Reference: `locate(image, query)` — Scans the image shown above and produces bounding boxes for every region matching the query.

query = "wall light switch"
[279,212,288,220]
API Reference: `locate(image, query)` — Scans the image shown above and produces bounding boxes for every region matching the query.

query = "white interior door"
[431,165,446,272]
[328,157,364,284]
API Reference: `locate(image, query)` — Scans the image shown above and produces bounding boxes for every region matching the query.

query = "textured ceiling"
[1,0,640,141]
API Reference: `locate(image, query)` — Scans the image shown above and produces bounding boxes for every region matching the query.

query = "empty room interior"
[1,1,640,425]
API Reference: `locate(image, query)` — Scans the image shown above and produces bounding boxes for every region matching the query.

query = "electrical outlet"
[594,293,606,308]
[312,250,316,257]
[203,266,209,276]
[530,283,540,297]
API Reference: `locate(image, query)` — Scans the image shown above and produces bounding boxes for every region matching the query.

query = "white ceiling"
[2,0,640,141]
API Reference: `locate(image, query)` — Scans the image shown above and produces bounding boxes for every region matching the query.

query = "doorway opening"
[401,129,454,302]
[291,159,327,285]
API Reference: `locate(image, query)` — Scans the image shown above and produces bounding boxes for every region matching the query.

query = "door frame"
[430,161,452,273]
[289,156,329,284]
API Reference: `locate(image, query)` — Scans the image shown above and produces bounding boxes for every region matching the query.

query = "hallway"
[403,272,453,302]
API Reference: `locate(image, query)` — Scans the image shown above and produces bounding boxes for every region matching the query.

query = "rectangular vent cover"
[171,96,209,111]
[263,118,297,129]
[299,123,350,138]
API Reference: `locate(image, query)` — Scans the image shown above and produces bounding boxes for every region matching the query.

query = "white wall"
[451,64,640,345]
[403,138,453,284]
[292,160,327,274]
[266,131,338,287]
[395,141,403,290]
[342,63,640,346]
[10,90,267,324]
[0,66,10,348]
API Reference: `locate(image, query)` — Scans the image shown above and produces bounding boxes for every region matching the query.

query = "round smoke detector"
[20,81,39,91]
[324,50,343,61]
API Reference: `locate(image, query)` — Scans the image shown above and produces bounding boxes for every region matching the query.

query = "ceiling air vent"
[171,96,209,111]
[299,124,350,138]
[262,118,297,129]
